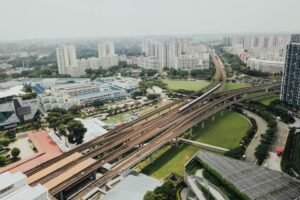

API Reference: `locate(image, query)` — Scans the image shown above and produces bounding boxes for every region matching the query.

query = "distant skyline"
[0,0,300,40]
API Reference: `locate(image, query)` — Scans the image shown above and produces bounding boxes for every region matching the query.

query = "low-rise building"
[96,77,140,93]
[247,58,284,73]
[0,172,48,200]
[0,98,40,129]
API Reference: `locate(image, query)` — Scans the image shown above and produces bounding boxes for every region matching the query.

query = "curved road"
[243,109,268,163]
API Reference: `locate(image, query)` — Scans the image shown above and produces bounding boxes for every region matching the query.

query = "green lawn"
[252,94,279,106]
[103,111,132,124]
[136,111,251,179]
[162,79,210,91]
[220,82,250,92]
[136,144,200,179]
[192,111,251,149]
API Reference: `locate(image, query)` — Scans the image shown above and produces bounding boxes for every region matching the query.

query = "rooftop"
[103,173,162,200]
[0,85,24,99]
[196,151,300,200]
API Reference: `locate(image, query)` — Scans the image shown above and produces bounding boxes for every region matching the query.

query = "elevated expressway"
[26,49,280,200]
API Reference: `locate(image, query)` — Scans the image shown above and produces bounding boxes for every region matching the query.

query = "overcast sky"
[0,0,299,40]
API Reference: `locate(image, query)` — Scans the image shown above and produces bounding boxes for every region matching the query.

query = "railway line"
[25,47,281,200]
[70,82,280,200]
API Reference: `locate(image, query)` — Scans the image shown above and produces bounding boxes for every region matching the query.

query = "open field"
[136,111,251,179]
[103,111,132,124]
[252,94,279,106]
[192,111,251,149]
[136,144,199,179]
[219,82,250,92]
[162,79,210,91]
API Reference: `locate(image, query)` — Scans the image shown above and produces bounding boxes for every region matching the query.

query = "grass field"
[136,144,199,179]
[136,111,251,179]
[220,82,250,92]
[252,94,279,106]
[162,79,210,91]
[103,111,132,124]
[191,111,251,149]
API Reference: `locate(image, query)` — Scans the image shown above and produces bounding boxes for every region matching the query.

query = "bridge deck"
[43,157,97,190]
[28,152,82,184]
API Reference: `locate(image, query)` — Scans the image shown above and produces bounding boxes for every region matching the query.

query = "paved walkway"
[9,137,35,159]
[195,169,228,200]
[264,120,289,171]
[179,138,229,152]
[0,130,62,173]
[244,110,268,163]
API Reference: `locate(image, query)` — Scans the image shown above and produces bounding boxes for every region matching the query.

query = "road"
[264,120,289,171]
[244,110,268,163]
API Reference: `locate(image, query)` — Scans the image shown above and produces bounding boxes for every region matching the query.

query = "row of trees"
[222,52,270,77]
[244,102,278,164]
[224,109,258,159]
[47,108,87,145]
[281,128,300,176]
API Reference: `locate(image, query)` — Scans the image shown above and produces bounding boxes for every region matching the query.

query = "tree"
[67,120,87,144]
[11,147,20,160]
[58,124,68,146]
[92,100,104,108]
[0,155,6,166]
[144,181,176,200]
[23,84,32,93]
[147,94,161,101]
[62,114,74,124]
[48,116,61,132]
[68,105,81,115]
[0,138,11,147]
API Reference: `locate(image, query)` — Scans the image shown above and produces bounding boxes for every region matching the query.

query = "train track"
[51,85,281,198]
[27,48,230,199]
[70,82,280,199]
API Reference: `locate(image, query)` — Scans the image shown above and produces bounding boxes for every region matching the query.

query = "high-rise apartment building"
[280,34,300,107]
[98,42,115,57]
[56,45,78,76]
[98,42,118,68]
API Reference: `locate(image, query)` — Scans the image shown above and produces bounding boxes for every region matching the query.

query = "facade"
[56,45,78,76]
[247,58,284,73]
[0,172,48,200]
[98,42,119,68]
[77,57,101,76]
[222,34,289,65]
[128,56,162,72]
[0,97,40,129]
[56,43,119,77]
[132,38,209,71]
[281,34,300,107]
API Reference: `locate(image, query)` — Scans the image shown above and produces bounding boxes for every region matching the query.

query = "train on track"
[178,83,221,112]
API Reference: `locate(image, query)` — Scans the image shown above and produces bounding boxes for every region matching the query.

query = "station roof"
[43,158,97,190]
[27,152,82,184]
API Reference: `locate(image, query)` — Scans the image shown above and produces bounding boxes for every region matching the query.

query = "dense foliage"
[222,52,270,77]
[144,181,176,200]
[47,108,86,145]
[244,101,278,164]
[281,128,300,176]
